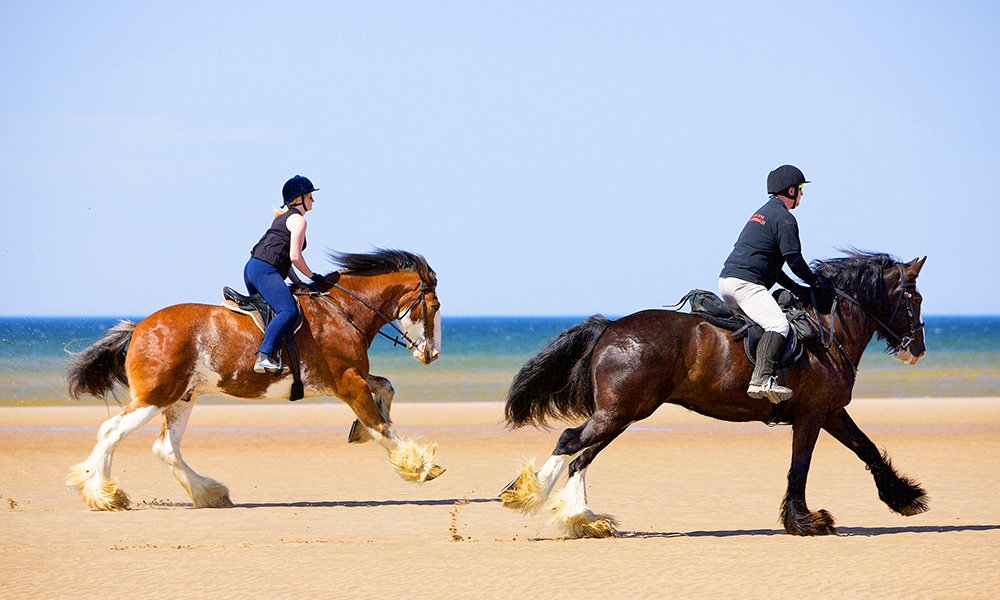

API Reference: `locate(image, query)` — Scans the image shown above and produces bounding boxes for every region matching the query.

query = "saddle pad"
[221,299,304,335]
[743,324,804,369]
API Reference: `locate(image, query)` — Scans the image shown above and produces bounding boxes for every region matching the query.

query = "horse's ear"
[905,256,927,277]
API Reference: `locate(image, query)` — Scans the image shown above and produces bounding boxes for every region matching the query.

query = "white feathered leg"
[548,467,619,538]
[152,399,233,508]
[67,404,161,511]
[499,454,571,514]
[364,424,444,482]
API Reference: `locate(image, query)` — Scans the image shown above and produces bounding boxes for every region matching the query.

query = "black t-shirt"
[250,209,307,277]
[720,196,802,289]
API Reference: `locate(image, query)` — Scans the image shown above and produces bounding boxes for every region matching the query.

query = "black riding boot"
[253,351,283,374]
[747,331,793,403]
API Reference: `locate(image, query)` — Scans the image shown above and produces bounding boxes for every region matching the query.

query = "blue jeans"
[243,257,296,356]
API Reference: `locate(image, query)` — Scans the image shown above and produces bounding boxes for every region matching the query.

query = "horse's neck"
[340,272,419,332]
[827,295,878,365]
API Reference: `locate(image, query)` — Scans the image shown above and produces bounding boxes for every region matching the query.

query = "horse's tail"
[504,314,613,429]
[66,320,136,399]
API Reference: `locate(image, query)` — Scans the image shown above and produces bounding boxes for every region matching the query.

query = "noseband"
[834,263,924,351]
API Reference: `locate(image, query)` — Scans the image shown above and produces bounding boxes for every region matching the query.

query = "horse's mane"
[812,249,901,346]
[328,248,437,287]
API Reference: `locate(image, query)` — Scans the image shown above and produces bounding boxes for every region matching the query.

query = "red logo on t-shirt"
[749,213,766,225]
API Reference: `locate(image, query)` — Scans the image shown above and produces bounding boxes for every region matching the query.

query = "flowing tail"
[504,315,613,429]
[66,320,136,399]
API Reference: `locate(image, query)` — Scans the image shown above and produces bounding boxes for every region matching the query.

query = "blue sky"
[2,2,998,316]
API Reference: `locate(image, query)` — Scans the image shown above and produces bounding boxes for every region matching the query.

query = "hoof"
[347,419,371,444]
[389,439,439,483]
[424,465,446,481]
[898,502,929,517]
[498,459,544,514]
[67,466,132,511]
[195,494,234,509]
[192,480,234,508]
[558,511,619,539]
[784,509,837,536]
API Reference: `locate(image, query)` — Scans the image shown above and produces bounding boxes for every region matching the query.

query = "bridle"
[296,279,434,361]
[832,263,924,352]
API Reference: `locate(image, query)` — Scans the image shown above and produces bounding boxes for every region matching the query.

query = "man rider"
[718,164,829,403]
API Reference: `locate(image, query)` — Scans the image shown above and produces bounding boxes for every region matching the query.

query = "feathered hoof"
[897,499,929,517]
[67,466,131,511]
[192,481,234,508]
[783,508,837,536]
[557,510,619,539]
[498,459,544,514]
[547,493,619,538]
[389,439,440,483]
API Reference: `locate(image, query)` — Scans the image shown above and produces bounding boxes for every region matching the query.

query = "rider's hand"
[310,272,340,285]
[811,275,836,312]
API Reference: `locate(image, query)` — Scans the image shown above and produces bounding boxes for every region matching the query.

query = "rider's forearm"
[784,253,817,286]
[290,254,315,279]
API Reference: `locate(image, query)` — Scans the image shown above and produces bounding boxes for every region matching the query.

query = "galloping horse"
[67,249,443,511]
[500,252,928,537]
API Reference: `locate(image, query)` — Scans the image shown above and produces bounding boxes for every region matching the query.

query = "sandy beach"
[2,397,999,598]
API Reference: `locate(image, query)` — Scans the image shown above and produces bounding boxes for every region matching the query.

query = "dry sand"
[2,398,999,599]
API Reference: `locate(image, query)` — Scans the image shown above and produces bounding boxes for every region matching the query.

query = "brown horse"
[499,252,929,537]
[66,249,443,511]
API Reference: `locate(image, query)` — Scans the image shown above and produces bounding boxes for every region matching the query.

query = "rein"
[832,263,924,351]
[294,281,430,352]
[806,263,922,376]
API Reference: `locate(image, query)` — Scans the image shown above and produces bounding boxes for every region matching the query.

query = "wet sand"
[2,398,999,598]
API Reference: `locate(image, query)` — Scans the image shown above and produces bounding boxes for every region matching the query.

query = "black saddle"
[671,289,815,369]
[223,286,305,401]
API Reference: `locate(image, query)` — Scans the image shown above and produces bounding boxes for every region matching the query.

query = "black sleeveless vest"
[250,209,307,277]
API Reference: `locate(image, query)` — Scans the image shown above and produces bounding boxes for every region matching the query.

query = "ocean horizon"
[2,315,998,405]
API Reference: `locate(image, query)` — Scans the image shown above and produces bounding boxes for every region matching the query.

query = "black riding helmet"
[767,165,809,196]
[282,175,319,206]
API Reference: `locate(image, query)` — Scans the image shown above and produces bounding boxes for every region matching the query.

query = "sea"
[1,315,998,405]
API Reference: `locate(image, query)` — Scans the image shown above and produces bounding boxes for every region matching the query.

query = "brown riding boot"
[747,331,793,403]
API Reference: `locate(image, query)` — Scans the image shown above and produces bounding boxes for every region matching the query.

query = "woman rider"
[718,165,830,403]
[244,175,339,374]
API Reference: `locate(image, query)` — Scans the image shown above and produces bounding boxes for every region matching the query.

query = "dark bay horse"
[66,249,443,511]
[499,252,928,537]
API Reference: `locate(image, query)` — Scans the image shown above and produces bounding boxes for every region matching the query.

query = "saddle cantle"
[222,287,304,334]
[671,289,814,369]
[221,286,306,401]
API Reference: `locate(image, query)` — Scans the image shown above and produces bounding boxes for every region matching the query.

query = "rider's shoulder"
[285,211,306,228]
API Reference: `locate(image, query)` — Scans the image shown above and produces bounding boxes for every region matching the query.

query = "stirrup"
[253,352,284,375]
[749,376,792,404]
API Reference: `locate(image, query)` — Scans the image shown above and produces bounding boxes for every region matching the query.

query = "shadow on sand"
[617,524,1000,538]
[236,497,501,509]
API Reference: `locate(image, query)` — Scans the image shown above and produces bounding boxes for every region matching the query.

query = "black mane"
[327,248,437,287]
[812,250,901,345]
[812,250,900,306]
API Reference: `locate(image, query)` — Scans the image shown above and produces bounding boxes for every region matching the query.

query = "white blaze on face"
[399,309,440,364]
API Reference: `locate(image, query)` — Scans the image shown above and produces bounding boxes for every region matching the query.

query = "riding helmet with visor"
[282,175,318,206]
[766,165,809,196]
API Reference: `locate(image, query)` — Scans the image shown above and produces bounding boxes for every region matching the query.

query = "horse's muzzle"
[412,339,440,364]
[893,347,923,365]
